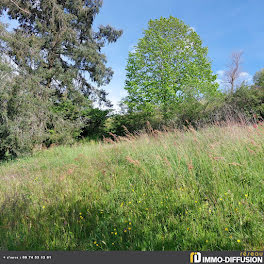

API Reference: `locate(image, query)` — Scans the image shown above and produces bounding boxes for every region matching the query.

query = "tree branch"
[10,0,31,15]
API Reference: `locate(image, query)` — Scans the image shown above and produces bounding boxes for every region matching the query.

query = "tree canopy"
[0,0,122,105]
[124,16,219,120]
[253,68,264,87]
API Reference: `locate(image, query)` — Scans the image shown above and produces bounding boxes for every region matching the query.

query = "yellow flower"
[124,230,127,233]
[120,203,124,207]
[128,201,132,204]
[111,232,113,234]
[206,240,208,243]
[138,201,141,203]
[187,227,190,231]
[128,227,131,231]
[132,189,135,192]
[195,201,198,203]
[94,241,97,244]
[230,235,233,239]
[225,228,228,231]
[220,198,223,201]
[112,243,115,245]
[129,222,132,225]
[79,212,82,215]
[42,206,45,209]
[114,232,117,235]
[237,239,241,243]
[245,194,248,198]
[96,244,99,247]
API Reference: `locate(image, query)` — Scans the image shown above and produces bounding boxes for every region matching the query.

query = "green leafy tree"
[253,68,264,87]
[124,16,219,120]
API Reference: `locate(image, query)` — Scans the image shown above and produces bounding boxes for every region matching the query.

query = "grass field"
[0,123,263,250]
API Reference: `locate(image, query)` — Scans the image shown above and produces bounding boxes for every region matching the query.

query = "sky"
[1,0,264,110]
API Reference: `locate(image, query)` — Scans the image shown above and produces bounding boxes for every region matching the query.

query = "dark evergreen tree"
[0,0,122,159]
[0,0,122,104]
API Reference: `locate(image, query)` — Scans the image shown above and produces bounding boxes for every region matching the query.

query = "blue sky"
[2,0,264,109]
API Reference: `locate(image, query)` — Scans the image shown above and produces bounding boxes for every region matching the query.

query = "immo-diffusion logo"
[190,252,263,264]
[190,252,202,263]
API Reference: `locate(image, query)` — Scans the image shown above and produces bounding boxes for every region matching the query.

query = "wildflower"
[112,243,115,245]
[220,198,223,201]
[120,203,124,207]
[128,227,131,231]
[114,232,117,235]
[245,194,248,198]
[111,232,113,234]
[128,201,132,204]
[129,222,132,225]
[230,235,233,239]
[195,201,198,203]
[96,244,99,247]
[143,193,146,196]
[132,189,135,192]
[42,206,45,209]
[79,212,82,215]
[188,162,194,171]
[94,241,97,244]
[187,227,190,231]
[225,228,228,231]
[206,240,208,243]
[124,230,127,233]
[237,240,241,243]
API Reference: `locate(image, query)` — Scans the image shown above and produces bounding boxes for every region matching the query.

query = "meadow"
[0,122,263,251]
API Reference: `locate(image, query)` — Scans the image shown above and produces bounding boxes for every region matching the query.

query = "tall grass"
[0,122,263,250]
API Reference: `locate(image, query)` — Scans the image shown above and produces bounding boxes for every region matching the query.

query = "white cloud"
[216,70,225,77]
[215,78,223,85]
[239,71,253,83]
[239,72,249,78]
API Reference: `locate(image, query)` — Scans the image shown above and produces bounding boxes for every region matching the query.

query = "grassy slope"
[0,124,264,251]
